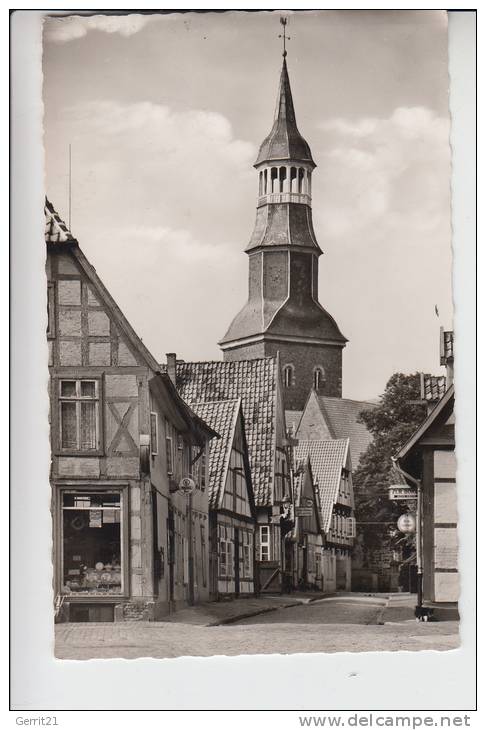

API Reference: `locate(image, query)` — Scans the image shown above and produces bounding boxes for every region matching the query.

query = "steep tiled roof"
[45,198,77,244]
[295,439,349,533]
[421,375,447,402]
[191,399,241,510]
[316,396,376,470]
[293,458,324,534]
[440,329,454,364]
[175,359,278,506]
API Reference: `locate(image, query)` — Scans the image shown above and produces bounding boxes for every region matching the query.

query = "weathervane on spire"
[279,16,290,57]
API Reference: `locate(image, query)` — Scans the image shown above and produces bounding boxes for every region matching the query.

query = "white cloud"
[47,99,256,246]
[44,99,254,362]
[315,106,451,239]
[43,14,162,44]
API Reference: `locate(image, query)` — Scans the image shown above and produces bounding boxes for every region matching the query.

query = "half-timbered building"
[294,439,355,592]
[46,200,216,622]
[167,356,292,593]
[397,330,457,619]
[291,457,325,590]
[191,399,256,597]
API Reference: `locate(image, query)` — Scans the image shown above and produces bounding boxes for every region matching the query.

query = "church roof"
[255,58,315,167]
[314,395,376,470]
[174,358,280,506]
[295,439,349,533]
[191,399,242,510]
[245,202,321,253]
[220,293,347,347]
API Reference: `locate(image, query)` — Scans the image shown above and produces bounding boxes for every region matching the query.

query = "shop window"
[150,412,158,455]
[58,379,100,452]
[61,491,124,596]
[259,525,271,562]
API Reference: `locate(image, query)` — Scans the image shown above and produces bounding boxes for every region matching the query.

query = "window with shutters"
[58,379,101,453]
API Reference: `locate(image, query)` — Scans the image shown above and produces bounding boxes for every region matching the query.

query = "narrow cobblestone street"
[55,594,460,660]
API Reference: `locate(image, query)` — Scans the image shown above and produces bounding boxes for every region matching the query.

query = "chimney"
[166,353,177,385]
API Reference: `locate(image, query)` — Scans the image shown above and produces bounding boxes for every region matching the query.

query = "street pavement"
[55,593,459,660]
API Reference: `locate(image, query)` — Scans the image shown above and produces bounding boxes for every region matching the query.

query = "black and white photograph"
[10,5,477,715]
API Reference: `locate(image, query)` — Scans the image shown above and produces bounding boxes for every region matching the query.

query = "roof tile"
[295,439,349,532]
[175,359,278,506]
[191,399,241,510]
[315,396,375,469]
[45,199,77,244]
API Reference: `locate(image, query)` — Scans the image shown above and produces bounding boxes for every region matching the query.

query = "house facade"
[294,439,355,592]
[46,201,215,622]
[169,355,293,593]
[397,331,457,619]
[291,458,325,590]
[294,391,376,470]
[191,399,256,598]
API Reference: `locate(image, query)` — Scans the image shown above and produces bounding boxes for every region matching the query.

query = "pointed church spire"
[255,52,315,167]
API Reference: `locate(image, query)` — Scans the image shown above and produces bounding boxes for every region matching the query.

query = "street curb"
[307,593,336,602]
[208,600,302,627]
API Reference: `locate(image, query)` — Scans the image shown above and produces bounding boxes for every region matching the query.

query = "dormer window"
[283,364,294,388]
[313,367,325,391]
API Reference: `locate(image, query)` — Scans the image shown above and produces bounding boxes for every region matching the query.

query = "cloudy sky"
[43,10,453,400]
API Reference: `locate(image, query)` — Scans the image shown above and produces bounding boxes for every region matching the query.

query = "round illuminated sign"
[179,477,196,494]
[397,513,416,534]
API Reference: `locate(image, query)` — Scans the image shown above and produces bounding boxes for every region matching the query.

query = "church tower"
[219,41,347,411]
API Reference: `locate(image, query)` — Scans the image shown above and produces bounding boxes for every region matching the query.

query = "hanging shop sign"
[397,513,416,534]
[179,476,196,494]
[388,485,417,502]
[295,506,313,517]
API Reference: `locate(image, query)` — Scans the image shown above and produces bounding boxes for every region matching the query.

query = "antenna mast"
[68,143,72,230]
